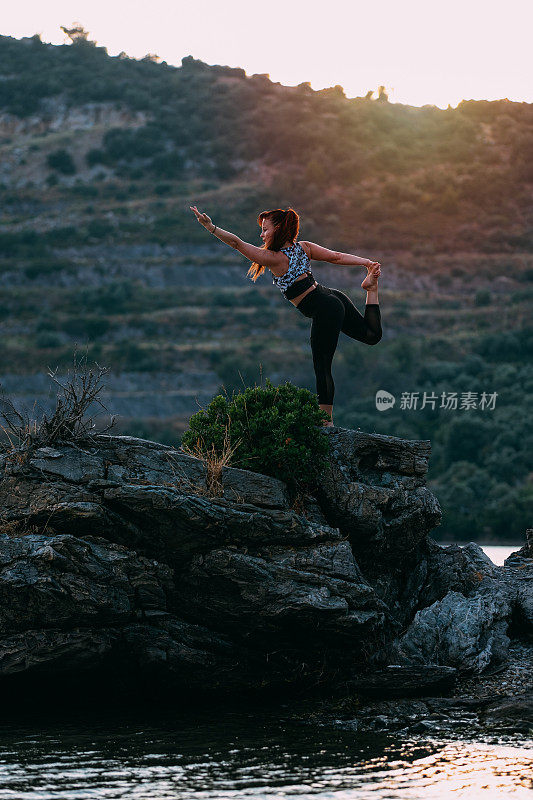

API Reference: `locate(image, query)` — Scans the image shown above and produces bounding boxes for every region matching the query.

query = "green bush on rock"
[181,380,331,495]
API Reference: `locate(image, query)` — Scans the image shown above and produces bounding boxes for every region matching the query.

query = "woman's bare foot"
[361,263,381,291]
[319,403,333,426]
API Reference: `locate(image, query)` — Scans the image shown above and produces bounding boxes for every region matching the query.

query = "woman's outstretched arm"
[190,205,285,269]
[300,240,380,268]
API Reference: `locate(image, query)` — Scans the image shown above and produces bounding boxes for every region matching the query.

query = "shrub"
[438,186,460,214]
[444,417,494,467]
[0,230,47,257]
[86,218,114,239]
[24,257,75,279]
[47,148,76,175]
[475,289,492,306]
[86,148,107,167]
[61,316,111,338]
[0,350,117,451]
[102,126,163,160]
[149,152,184,178]
[43,226,80,246]
[35,332,63,348]
[70,184,99,198]
[155,182,172,195]
[518,268,533,282]
[181,379,331,495]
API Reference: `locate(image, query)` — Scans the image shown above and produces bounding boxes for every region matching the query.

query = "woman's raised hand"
[190,205,213,230]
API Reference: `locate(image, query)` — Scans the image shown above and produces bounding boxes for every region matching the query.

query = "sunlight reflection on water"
[0,708,530,800]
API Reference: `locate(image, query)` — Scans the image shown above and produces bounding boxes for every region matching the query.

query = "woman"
[190,205,382,427]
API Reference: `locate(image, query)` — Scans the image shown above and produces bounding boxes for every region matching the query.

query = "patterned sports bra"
[271,242,312,292]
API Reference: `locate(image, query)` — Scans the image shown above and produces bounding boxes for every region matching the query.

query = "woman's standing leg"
[309,293,345,424]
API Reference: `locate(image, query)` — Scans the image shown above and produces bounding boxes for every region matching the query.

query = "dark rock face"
[510,528,533,560]
[0,532,173,636]
[0,428,530,703]
[346,664,458,698]
[326,690,533,736]
[480,692,533,732]
[316,429,442,625]
[415,539,497,610]
[502,538,533,633]
[392,587,512,673]
[390,541,514,673]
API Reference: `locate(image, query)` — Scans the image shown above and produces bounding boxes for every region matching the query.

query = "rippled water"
[0,705,530,799]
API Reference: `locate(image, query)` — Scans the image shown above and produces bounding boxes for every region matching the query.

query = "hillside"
[0,30,531,542]
[1,33,533,248]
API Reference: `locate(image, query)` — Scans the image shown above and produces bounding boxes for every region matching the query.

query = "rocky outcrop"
[502,533,533,632]
[325,690,533,736]
[315,430,441,625]
[0,96,149,138]
[0,427,530,704]
[392,588,511,672]
[389,542,514,673]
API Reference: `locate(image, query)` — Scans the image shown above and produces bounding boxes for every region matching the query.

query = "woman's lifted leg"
[329,265,382,345]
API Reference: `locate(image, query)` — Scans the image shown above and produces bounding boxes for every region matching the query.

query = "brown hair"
[247,207,300,282]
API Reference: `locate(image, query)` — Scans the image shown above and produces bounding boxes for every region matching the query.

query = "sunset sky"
[4,0,532,109]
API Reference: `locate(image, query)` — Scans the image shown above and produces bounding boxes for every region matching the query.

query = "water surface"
[0,705,530,799]
[440,543,521,566]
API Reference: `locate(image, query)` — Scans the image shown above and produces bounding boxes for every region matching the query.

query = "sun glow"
[2,0,532,109]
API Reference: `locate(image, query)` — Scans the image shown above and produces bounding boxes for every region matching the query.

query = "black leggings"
[295,284,382,405]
